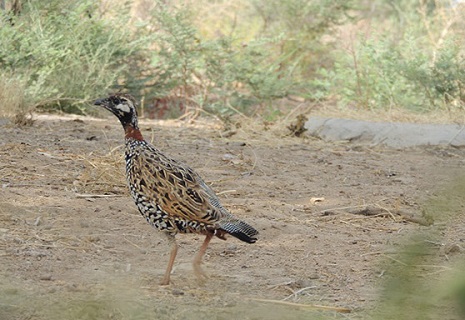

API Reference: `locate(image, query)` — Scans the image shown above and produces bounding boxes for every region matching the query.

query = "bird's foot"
[160,275,171,286]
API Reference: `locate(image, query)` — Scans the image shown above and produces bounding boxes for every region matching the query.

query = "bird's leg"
[160,234,177,286]
[193,232,213,281]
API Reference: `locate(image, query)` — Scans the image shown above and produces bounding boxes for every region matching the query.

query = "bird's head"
[94,93,139,128]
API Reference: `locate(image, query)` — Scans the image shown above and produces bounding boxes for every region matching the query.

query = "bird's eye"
[111,97,121,104]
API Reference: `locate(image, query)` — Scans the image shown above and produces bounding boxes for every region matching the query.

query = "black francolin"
[95,93,258,285]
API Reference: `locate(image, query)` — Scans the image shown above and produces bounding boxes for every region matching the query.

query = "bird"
[94,93,259,285]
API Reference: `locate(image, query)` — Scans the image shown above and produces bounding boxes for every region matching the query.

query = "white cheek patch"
[116,103,131,113]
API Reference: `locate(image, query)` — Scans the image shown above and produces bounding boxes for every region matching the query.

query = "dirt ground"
[1,114,465,319]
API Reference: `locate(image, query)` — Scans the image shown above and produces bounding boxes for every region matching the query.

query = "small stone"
[222,153,235,161]
[80,221,90,228]
[295,279,314,288]
[66,283,80,292]
[86,235,100,243]
[39,274,52,281]
[445,244,462,255]
[224,244,238,254]
[171,288,184,296]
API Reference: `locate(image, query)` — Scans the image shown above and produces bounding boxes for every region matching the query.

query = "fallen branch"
[320,204,432,226]
[252,298,352,313]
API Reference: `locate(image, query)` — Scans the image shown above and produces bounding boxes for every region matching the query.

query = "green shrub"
[332,35,424,111]
[0,0,142,115]
[143,2,297,116]
[248,0,353,101]
[331,0,465,112]
[6,0,463,119]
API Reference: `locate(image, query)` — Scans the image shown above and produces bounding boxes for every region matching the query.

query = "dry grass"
[0,76,28,121]
[75,147,127,195]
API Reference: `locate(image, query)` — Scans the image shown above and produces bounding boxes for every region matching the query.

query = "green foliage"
[145,2,296,115]
[371,236,465,320]
[0,0,141,114]
[2,0,464,118]
[142,0,354,116]
[374,237,436,320]
[251,0,353,71]
[246,0,353,101]
[365,175,465,320]
[332,0,465,112]
[332,35,422,111]
[148,5,201,96]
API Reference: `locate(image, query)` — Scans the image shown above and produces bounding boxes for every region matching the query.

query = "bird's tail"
[219,219,259,244]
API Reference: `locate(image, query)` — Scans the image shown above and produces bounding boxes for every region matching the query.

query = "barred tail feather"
[219,220,259,244]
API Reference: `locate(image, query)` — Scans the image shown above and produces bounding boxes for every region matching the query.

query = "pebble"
[86,235,100,243]
[80,221,90,228]
[445,244,462,255]
[39,274,53,281]
[171,288,184,296]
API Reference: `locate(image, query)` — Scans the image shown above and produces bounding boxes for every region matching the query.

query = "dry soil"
[1,115,465,319]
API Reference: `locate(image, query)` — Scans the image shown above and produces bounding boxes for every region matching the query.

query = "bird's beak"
[94,98,109,107]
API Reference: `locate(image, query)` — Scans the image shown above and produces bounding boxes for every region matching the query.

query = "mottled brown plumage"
[95,93,258,285]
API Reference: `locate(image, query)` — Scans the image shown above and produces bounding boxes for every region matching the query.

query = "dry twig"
[252,298,352,313]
